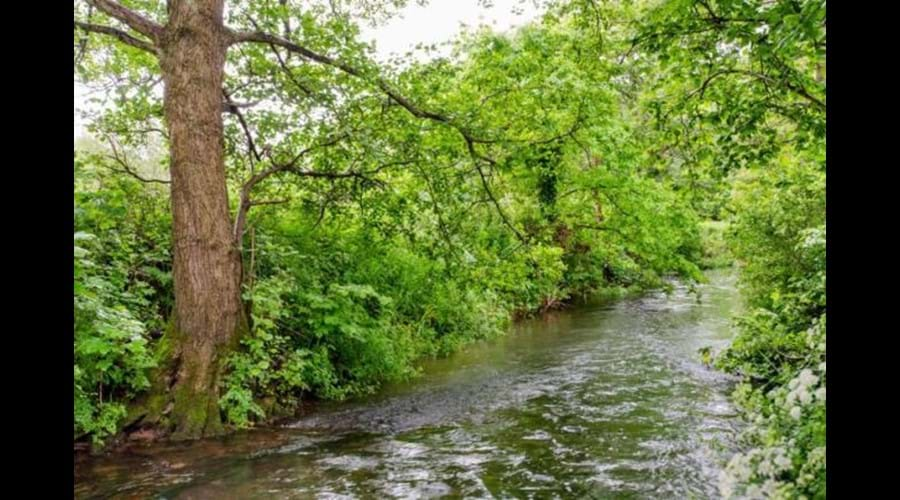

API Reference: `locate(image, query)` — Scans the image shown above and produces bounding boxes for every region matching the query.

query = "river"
[75,269,744,499]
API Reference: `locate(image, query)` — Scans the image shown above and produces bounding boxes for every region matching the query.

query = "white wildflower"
[760,479,782,497]
[727,453,753,482]
[784,390,797,406]
[790,406,802,419]
[745,484,763,499]
[814,387,826,402]
[774,452,792,472]
[798,369,818,387]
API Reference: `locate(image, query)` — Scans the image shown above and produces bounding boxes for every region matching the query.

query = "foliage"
[623,0,826,496]
[73,2,825,478]
[727,156,825,312]
[711,156,825,498]
[717,316,825,499]
[698,220,733,269]
[208,15,710,425]
[74,154,170,444]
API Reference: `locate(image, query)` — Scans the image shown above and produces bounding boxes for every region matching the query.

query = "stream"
[75,269,744,499]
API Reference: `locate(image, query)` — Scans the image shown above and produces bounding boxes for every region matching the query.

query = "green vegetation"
[74,0,824,497]
[74,153,171,444]
[625,0,826,496]
[714,158,825,498]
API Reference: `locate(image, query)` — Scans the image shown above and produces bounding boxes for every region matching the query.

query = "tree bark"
[156,0,244,440]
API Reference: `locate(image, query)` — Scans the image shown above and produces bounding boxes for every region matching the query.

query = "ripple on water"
[75,271,744,499]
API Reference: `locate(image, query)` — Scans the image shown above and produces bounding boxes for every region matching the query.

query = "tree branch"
[234,134,348,241]
[103,136,170,184]
[222,89,262,163]
[464,137,525,243]
[228,26,540,243]
[229,28,452,123]
[84,0,163,42]
[74,21,157,54]
[74,5,95,64]
[271,43,315,96]
[687,69,825,111]
[250,198,290,207]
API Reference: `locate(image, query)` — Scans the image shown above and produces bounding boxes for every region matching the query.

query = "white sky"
[74,0,542,139]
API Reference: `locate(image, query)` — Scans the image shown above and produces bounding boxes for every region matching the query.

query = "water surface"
[75,270,743,499]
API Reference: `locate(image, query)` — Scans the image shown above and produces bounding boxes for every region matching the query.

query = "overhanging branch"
[103,135,170,185]
[74,21,157,54]
[84,0,163,42]
[229,25,576,243]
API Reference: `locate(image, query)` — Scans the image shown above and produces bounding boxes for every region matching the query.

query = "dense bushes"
[217,174,704,427]
[726,157,826,313]
[713,157,825,498]
[74,156,170,443]
[75,233,156,443]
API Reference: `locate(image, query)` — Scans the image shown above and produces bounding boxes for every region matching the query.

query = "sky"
[74,0,543,139]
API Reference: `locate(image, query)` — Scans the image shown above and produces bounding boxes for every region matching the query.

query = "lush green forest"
[74,0,824,497]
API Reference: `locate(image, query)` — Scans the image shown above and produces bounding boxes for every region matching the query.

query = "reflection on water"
[75,270,743,499]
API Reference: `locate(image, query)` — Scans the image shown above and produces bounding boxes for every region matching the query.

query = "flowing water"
[75,270,744,499]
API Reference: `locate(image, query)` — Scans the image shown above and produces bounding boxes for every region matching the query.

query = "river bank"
[76,270,743,499]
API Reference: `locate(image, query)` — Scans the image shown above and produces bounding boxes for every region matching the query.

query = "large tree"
[76,0,429,439]
[74,0,594,439]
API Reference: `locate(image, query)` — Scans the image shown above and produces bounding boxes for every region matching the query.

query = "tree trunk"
[156,0,244,440]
